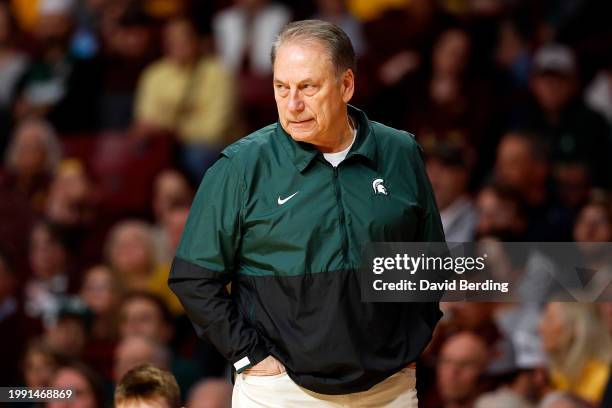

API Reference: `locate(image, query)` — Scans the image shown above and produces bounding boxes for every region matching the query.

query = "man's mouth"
[289,119,314,125]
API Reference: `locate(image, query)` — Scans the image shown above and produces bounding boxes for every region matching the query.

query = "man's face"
[531,73,575,113]
[496,135,533,190]
[273,40,354,148]
[436,333,487,404]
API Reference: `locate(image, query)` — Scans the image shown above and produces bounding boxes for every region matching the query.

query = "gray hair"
[4,118,62,173]
[271,19,356,76]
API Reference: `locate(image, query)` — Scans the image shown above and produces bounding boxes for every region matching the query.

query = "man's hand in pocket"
[243,356,286,376]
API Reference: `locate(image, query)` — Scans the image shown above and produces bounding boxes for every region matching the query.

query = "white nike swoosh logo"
[278,191,299,205]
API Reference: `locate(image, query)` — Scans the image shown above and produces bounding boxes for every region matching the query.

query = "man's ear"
[341,69,355,103]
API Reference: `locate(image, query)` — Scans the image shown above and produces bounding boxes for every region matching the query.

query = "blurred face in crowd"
[80,266,120,315]
[164,19,200,65]
[11,122,51,178]
[46,161,92,225]
[23,347,57,387]
[437,332,488,404]
[114,336,168,382]
[29,223,67,279]
[45,316,87,358]
[496,134,535,190]
[426,158,469,210]
[273,40,354,152]
[531,72,576,114]
[120,297,171,343]
[153,170,192,222]
[573,204,612,242]
[538,302,570,354]
[48,367,97,408]
[554,163,591,209]
[112,23,152,58]
[37,12,73,49]
[108,223,154,278]
[432,28,470,77]
[476,187,525,239]
[187,379,233,408]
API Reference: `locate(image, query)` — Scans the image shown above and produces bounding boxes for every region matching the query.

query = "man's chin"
[288,130,315,143]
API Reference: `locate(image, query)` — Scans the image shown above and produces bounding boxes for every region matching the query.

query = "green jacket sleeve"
[168,155,270,373]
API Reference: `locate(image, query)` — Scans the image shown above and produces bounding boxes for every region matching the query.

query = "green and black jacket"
[168,105,445,395]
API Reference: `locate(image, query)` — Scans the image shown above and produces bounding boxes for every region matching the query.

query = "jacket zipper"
[332,166,349,266]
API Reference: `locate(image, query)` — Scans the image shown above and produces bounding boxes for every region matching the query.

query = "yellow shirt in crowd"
[550,358,610,405]
[135,57,236,146]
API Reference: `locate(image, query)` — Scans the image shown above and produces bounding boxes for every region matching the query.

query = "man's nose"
[287,90,305,113]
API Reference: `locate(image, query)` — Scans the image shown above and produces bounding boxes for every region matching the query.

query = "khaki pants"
[232,367,418,407]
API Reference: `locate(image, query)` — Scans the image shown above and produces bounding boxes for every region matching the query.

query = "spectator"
[21,339,59,388]
[105,219,179,312]
[24,220,73,323]
[475,184,528,241]
[495,131,549,208]
[43,298,91,359]
[113,335,171,383]
[553,161,592,213]
[115,363,181,408]
[45,159,95,228]
[98,2,156,130]
[80,265,122,341]
[213,0,290,130]
[1,118,61,213]
[48,360,107,408]
[572,191,612,300]
[134,17,236,182]
[425,142,476,242]
[475,313,549,408]
[79,264,122,379]
[356,0,446,113]
[150,204,189,315]
[118,292,203,400]
[573,190,612,244]
[403,26,494,156]
[495,130,574,241]
[187,378,233,408]
[105,219,156,292]
[436,331,490,408]
[524,43,612,188]
[538,302,612,404]
[151,169,193,265]
[13,0,101,133]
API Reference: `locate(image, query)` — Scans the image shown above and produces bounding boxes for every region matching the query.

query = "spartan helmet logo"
[372,178,388,195]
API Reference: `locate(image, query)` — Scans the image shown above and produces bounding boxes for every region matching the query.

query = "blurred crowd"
[1,0,612,407]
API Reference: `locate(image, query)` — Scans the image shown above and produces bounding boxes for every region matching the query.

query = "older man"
[169,20,445,407]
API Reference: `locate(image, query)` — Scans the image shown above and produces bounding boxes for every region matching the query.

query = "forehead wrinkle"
[275,39,336,79]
